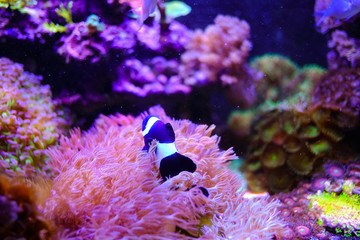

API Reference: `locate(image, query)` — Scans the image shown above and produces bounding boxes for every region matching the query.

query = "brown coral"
[44,106,285,239]
[250,54,326,104]
[245,108,344,193]
[0,57,65,177]
[0,174,54,239]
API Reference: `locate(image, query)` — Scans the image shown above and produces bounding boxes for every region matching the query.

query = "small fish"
[165,1,192,19]
[139,0,160,24]
[315,0,360,26]
[142,115,197,181]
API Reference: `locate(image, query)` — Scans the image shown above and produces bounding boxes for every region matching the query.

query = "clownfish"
[315,0,360,26]
[142,115,197,181]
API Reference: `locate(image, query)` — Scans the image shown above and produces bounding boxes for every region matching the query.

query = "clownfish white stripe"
[156,142,177,168]
[142,116,159,136]
[142,115,197,181]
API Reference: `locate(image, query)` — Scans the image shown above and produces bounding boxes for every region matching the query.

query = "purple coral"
[57,21,135,63]
[327,30,360,69]
[311,68,360,121]
[113,57,191,97]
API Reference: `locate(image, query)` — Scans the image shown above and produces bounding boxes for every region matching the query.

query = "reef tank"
[1,0,360,239]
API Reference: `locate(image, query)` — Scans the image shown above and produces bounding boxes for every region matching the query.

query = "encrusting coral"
[271,159,360,239]
[0,174,54,239]
[44,105,285,239]
[307,160,360,237]
[309,191,360,234]
[274,189,329,239]
[0,57,65,177]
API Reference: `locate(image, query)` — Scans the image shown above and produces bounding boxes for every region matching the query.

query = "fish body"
[139,0,159,24]
[165,1,192,19]
[315,0,360,26]
[142,115,197,181]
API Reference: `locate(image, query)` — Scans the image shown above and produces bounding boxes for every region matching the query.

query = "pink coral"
[44,106,285,239]
[113,57,191,97]
[57,22,107,63]
[135,20,190,52]
[179,15,252,86]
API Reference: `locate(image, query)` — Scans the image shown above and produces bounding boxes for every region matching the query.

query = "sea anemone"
[44,105,285,239]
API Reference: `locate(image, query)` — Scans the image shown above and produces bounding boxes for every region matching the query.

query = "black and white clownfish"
[142,115,197,181]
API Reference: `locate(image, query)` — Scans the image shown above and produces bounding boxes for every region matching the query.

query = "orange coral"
[44,106,285,239]
[0,174,54,239]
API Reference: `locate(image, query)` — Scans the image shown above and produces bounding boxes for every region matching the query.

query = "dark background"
[179,0,327,67]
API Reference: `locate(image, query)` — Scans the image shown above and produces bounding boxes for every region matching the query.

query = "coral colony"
[0,0,360,239]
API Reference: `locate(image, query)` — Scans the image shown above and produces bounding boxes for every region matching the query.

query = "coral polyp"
[44,106,285,239]
[309,191,360,230]
[0,58,65,177]
[245,108,344,193]
[311,68,360,127]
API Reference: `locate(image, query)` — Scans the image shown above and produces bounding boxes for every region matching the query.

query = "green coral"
[250,53,326,104]
[0,0,36,10]
[0,58,65,177]
[43,22,67,33]
[55,1,73,24]
[308,191,360,231]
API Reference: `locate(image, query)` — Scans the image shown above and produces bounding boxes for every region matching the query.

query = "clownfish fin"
[165,123,175,142]
[160,152,197,181]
